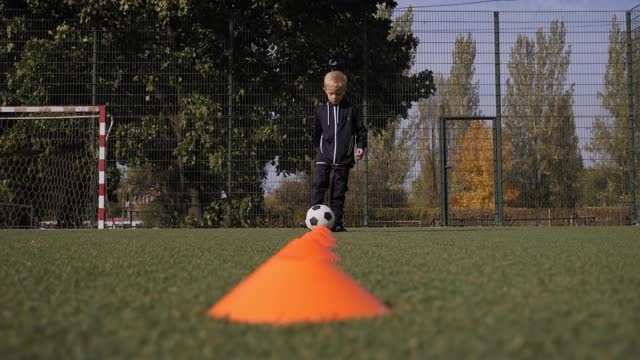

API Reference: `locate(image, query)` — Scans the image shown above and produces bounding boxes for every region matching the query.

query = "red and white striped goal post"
[0,105,108,229]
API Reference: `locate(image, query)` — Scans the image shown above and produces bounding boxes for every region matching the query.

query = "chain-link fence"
[1,6,639,227]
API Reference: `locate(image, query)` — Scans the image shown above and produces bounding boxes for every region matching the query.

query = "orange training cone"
[208,257,389,324]
[306,226,337,248]
[273,236,340,263]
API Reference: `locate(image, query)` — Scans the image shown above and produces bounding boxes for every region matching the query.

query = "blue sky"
[396,0,640,11]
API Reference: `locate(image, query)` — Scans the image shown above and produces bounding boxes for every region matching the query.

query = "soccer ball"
[305,204,335,230]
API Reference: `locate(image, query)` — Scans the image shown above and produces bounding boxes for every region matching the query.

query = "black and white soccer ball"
[305,204,335,230]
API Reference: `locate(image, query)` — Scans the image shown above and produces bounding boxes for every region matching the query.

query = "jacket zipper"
[333,104,338,165]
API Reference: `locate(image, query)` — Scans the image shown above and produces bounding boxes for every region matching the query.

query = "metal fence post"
[439,117,448,226]
[227,15,234,227]
[493,11,504,225]
[363,16,369,227]
[92,29,97,105]
[626,11,638,225]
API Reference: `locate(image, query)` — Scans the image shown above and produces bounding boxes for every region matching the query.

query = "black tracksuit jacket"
[312,100,367,168]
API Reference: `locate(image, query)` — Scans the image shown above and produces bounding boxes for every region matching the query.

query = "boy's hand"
[355,148,364,160]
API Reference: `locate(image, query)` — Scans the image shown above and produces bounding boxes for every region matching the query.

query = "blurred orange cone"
[208,257,389,324]
[273,235,340,263]
[307,226,337,248]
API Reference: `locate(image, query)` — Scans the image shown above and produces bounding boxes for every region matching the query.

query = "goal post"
[0,106,107,229]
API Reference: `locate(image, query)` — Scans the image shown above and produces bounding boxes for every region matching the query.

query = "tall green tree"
[445,33,480,118]
[503,20,582,208]
[586,16,634,206]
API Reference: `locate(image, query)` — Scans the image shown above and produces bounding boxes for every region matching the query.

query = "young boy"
[310,70,367,232]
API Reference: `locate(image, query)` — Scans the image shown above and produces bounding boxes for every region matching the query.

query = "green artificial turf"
[1,227,639,359]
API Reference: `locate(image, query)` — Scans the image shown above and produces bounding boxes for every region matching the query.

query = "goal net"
[0,106,107,229]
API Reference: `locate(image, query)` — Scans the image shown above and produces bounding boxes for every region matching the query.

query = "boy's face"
[323,82,346,105]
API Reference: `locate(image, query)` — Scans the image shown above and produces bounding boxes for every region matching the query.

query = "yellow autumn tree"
[450,121,519,209]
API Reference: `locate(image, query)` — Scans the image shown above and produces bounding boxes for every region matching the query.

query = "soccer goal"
[0,106,108,229]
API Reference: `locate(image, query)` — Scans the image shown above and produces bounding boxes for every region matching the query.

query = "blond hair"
[324,70,347,89]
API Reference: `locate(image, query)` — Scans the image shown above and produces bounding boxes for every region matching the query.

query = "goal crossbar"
[0,106,103,113]
[0,105,107,229]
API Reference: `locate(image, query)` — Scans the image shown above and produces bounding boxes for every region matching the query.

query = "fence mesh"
[1,7,639,227]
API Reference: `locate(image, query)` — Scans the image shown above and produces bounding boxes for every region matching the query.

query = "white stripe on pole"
[0,106,101,113]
